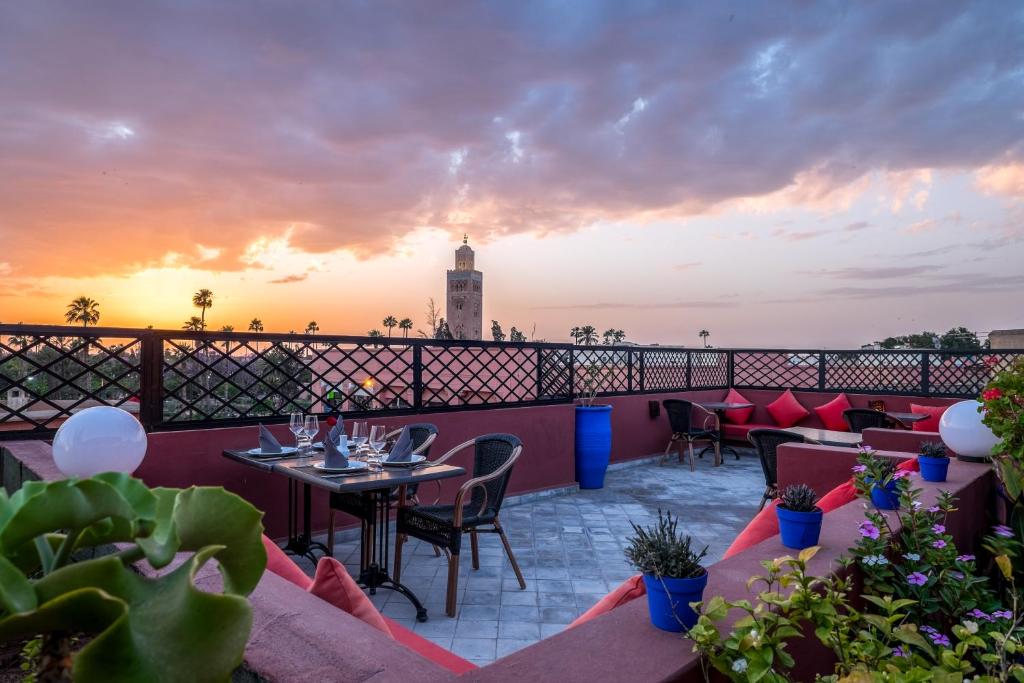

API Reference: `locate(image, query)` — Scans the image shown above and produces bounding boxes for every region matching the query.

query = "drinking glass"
[303,415,319,453]
[350,421,368,454]
[367,425,387,471]
[289,412,304,450]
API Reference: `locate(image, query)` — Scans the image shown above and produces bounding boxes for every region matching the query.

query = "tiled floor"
[301,448,764,666]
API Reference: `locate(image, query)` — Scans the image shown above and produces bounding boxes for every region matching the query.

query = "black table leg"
[356,489,429,622]
[282,480,330,565]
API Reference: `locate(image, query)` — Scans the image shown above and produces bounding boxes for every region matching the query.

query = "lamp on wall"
[938,400,998,464]
[649,401,660,419]
[52,406,148,477]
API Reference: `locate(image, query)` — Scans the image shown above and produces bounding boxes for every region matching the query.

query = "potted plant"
[625,510,708,632]
[852,446,908,510]
[575,364,612,489]
[918,441,950,482]
[775,484,823,549]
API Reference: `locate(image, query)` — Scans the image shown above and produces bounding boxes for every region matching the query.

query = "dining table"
[885,412,927,428]
[223,447,465,622]
[783,426,864,448]
[696,401,755,461]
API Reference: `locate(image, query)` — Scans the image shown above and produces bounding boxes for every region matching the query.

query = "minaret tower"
[446,234,483,340]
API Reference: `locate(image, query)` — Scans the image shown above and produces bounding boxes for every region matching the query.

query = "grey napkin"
[385,427,414,463]
[258,424,282,453]
[329,415,346,445]
[324,433,350,468]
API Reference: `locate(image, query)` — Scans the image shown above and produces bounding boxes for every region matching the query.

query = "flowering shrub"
[982,358,1024,505]
[851,445,910,499]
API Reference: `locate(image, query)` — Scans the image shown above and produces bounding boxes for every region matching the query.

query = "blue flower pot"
[575,405,612,489]
[919,456,950,483]
[776,506,823,550]
[642,570,708,632]
[869,480,900,510]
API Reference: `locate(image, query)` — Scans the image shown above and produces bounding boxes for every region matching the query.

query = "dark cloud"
[1,1,1022,277]
[801,265,936,279]
[843,221,871,232]
[673,261,701,271]
[532,300,737,311]
[268,273,308,284]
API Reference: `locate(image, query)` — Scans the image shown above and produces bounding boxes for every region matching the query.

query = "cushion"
[813,393,852,432]
[722,388,755,425]
[385,617,478,674]
[722,422,775,442]
[262,535,313,590]
[911,404,948,432]
[766,389,810,428]
[567,575,646,629]
[310,557,393,637]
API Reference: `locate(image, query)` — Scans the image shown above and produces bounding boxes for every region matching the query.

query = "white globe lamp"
[938,400,998,463]
[52,406,148,477]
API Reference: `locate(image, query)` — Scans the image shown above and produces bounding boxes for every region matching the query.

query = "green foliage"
[778,484,818,513]
[624,510,707,579]
[851,446,907,499]
[919,441,948,459]
[0,474,266,682]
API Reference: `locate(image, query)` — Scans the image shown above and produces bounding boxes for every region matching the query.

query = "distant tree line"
[873,326,985,351]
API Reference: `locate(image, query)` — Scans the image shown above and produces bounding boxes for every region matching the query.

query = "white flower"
[732,658,748,673]
[964,620,979,634]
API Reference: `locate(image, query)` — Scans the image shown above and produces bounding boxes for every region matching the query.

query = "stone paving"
[306,448,764,666]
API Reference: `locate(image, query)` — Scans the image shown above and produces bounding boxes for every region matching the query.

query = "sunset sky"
[1,1,1022,347]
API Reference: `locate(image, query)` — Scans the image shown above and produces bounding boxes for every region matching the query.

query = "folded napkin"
[329,415,346,445]
[385,427,414,463]
[258,424,282,453]
[324,433,350,468]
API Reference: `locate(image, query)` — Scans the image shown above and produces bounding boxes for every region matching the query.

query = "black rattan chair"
[326,423,439,555]
[843,408,890,434]
[748,428,807,510]
[661,399,721,470]
[394,433,525,617]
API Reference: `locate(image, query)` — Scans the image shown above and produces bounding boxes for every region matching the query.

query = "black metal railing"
[1,324,1021,439]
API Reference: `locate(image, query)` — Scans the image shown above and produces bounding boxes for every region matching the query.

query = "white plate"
[382,454,427,468]
[313,460,369,474]
[246,446,299,457]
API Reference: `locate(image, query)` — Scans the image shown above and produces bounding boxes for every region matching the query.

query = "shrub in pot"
[624,510,708,632]
[575,364,612,489]
[775,484,823,550]
[918,441,950,482]
[852,446,907,510]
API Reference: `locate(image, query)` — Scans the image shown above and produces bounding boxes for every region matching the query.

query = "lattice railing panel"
[929,353,1022,396]
[421,345,539,406]
[538,348,573,400]
[825,352,923,393]
[690,352,728,388]
[642,350,688,391]
[0,333,142,431]
[733,351,819,389]
[573,348,631,395]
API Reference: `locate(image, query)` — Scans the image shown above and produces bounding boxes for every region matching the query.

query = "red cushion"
[911,404,948,432]
[567,575,646,629]
[310,557,393,637]
[813,394,852,432]
[722,388,754,425]
[262,535,312,590]
[766,389,810,428]
[385,617,478,674]
[722,422,775,442]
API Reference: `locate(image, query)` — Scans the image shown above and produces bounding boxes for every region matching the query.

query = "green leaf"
[702,595,730,622]
[75,474,159,548]
[0,554,35,613]
[0,587,127,642]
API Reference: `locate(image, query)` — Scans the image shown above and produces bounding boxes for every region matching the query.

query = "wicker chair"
[843,408,890,434]
[748,428,806,510]
[326,423,440,556]
[394,433,525,617]
[661,399,721,470]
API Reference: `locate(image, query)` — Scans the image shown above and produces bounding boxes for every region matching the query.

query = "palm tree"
[65,297,100,327]
[383,315,398,337]
[183,316,204,331]
[613,329,626,343]
[602,329,616,345]
[191,289,213,329]
[399,318,413,337]
[248,318,264,333]
[570,326,581,344]
[699,329,710,348]
[580,325,598,345]
[305,321,319,335]
[220,325,234,353]
[367,329,383,338]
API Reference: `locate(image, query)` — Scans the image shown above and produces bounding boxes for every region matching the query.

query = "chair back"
[843,409,889,433]
[747,428,806,488]
[662,399,695,434]
[470,433,522,517]
[405,423,438,457]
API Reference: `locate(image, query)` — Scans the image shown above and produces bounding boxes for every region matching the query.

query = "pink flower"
[932,524,946,534]
[852,464,867,473]
[983,388,1004,401]
[927,506,940,513]
[859,521,880,540]
[932,539,947,549]
[957,554,975,562]
[994,525,1014,538]
[993,610,1013,619]
[907,572,928,586]
[892,470,910,480]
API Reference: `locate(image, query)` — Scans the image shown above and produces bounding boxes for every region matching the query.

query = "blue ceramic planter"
[575,405,612,489]
[776,506,823,550]
[869,479,900,510]
[919,456,950,483]
[642,571,708,632]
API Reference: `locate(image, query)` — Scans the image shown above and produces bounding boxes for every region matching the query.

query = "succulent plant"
[779,484,819,512]
[919,441,948,459]
[624,509,707,579]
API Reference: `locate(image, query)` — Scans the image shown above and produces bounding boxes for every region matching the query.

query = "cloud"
[673,261,701,271]
[0,262,11,276]
[268,273,308,284]
[905,218,938,234]
[532,300,737,311]
[843,221,870,232]
[802,265,935,279]
[975,162,1024,198]
[0,2,1022,278]
[819,273,1024,299]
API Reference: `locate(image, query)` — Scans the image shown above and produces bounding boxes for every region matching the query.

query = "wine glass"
[367,425,387,471]
[302,415,319,453]
[289,412,304,450]
[350,421,368,454]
